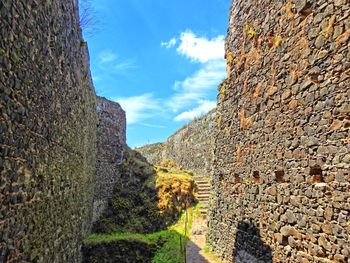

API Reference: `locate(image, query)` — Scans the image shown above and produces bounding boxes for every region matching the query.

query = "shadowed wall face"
[0,1,97,262]
[208,0,350,262]
[233,222,272,263]
[93,96,126,222]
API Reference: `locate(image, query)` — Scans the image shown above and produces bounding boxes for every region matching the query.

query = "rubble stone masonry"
[137,109,216,177]
[208,0,350,262]
[0,1,97,262]
[93,96,126,222]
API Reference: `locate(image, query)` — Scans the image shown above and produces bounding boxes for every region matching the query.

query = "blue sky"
[83,0,230,147]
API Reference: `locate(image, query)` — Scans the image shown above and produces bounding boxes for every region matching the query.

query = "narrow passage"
[186,177,218,263]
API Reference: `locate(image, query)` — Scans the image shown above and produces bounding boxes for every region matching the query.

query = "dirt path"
[186,216,217,263]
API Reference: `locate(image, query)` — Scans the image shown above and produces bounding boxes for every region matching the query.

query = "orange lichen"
[236,144,242,164]
[245,47,261,70]
[238,108,246,128]
[253,81,263,98]
[286,3,295,19]
[245,117,253,128]
[335,29,350,51]
[242,77,249,94]
[248,143,254,154]
[289,99,298,110]
[305,107,313,115]
[330,120,342,130]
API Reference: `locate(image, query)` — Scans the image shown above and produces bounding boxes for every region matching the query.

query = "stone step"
[199,210,207,216]
[197,186,210,189]
[197,185,210,189]
[198,189,210,193]
[192,176,209,179]
[197,184,211,188]
[193,178,209,181]
[197,189,211,193]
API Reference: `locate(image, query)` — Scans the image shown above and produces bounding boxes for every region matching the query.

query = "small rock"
[343,154,350,163]
[324,207,333,221]
[334,254,345,262]
[274,233,287,245]
[306,137,319,147]
[308,27,320,39]
[315,35,325,49]
[282,89,292,100]
[330,120,342,130]
[321,223,332,234]
[295,0,307,12]
[339,103,350,113]
[316,207,324,217]
[266,185,277,196]
[333,25,343,39]
[317,50,328,60]
[300,80,313,91]
[313,13,324,24]
[311,223,321,233]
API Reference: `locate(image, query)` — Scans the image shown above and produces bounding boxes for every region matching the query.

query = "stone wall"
[0,1,97,262]
[208,0,350,262]
[93,96,126,222]
[137,109,216,177]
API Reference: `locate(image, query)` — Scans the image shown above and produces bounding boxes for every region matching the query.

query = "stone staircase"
[193,176,211,217]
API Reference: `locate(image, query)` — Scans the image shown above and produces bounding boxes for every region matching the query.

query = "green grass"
[203,245,209,253]
[84,205,198,263]
[84,232,153,245]
[150,206,194,263]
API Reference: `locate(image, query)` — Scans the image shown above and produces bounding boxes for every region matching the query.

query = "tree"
[79,0,100,36]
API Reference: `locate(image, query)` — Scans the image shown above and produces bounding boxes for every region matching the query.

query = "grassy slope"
[85,205,198,263]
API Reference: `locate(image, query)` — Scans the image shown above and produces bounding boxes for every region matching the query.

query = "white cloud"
[97,50,137,75]
[110,31,224,128]
[161,38,177,49]
[113,60,138,72]
[113,94,162,125]
[167,59,225,112]
[174,100,216,122]
[140,123,167,129]
[176,31,225,63]
[99,51,117,63]
[161,31,225,112]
